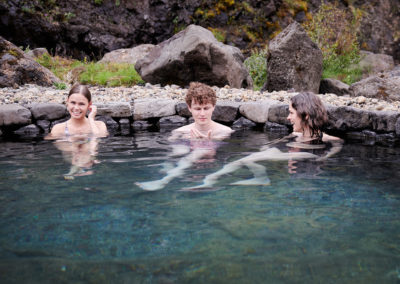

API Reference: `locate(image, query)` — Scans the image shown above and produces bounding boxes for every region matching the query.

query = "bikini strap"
[65,121,70,136]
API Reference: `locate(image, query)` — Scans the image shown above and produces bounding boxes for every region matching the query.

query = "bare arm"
[88,105,108,137]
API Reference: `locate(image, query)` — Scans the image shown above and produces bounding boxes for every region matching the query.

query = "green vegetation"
[35,54,144,87]
[79,62,144,87]
[244,48,268,91]
[208,27,226,43]
[54,82,67,90]
[304,2,363,84]
[94,0,103,5]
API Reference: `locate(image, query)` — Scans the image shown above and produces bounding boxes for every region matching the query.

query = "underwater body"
[0,130,399,283]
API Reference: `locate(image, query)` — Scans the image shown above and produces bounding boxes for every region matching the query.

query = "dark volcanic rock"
[0,36,61,87]
[135,25,253,89]
[262,22,323,93]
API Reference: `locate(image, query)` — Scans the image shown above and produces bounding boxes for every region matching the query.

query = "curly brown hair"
[185,82,217,107]
[290,92,328,139]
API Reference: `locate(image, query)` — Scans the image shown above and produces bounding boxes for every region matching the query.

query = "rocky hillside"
[0,0,399,61]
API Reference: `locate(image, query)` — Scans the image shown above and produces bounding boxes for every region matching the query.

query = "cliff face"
[0,0,399,61]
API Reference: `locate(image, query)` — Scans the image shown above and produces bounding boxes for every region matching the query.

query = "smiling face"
[67,93,91,120]
[188,100,215,127]
[287,103,304,133]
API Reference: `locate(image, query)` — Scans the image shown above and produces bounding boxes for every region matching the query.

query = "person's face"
[188,100,215,126]
[287,103,303,132]
[67,93,91,120]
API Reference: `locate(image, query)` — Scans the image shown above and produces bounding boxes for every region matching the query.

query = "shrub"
[35,53,80,80]
[244,48,268,91]
[303,2,363,85]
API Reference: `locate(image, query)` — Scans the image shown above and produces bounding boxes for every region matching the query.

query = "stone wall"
[1,99,399,146]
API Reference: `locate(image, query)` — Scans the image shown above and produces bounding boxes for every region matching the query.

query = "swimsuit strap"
[65,121,70,136]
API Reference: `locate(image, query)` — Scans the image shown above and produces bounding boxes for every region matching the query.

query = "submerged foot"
[230,177,271,186]
[135,180,165,191]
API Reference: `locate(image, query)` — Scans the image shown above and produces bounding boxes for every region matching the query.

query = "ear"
[187,104,193,114]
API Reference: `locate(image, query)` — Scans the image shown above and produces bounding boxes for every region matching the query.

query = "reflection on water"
[0,131,399,283]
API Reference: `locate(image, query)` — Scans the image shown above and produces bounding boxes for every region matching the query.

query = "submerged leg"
[230,161,270,186]
[136,148,210,191]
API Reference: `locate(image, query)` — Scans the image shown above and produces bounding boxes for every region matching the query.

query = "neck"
[69,117,87,126]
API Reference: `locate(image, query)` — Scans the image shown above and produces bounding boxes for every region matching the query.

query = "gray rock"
[0,104,31,126]
[232,117,257,129]
[26,48,49,58]
[212,101,240,123]
[29,103,67,121]
[119,118,131,135]
[176,102,191,117]
[370,111,400,133]
[99,44,155,65]
[96,102,132,117]
[135,25,253,89]
[264,121,289,132]
[349,68,400,101]
[267,103,290,125]
[0,36,61,87]
[319,78,350,96]
[158,115,187,129]
[133,99,176,120]
[396,117,400,137]
[36,120,51,133]
[327,105,372,131]
[239,100,278,123]
[132,120,153,131]
[262,22,323,93]
[357,50,395,77]
[14,124,41,136]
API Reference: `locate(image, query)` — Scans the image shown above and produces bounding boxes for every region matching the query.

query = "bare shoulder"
[169,124,193,141]
[212,122,233,139]
[95,120,108,137]
[47,122,66,139]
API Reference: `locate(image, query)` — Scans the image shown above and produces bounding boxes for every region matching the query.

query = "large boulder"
[319,78,350,96]
[135,25,253,89]
[133,99,176,120]
[98,44,155,65]
[29,103,67,121]
[262,22,323,93]
[0,36,61,87]
[349,67,400,101]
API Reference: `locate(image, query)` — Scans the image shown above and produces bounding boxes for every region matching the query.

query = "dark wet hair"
[68,84,91,102]
[290,92,328,139]
[185,82,217,107]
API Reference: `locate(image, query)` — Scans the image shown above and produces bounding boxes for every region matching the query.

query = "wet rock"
[132,120,153,131]
[175,102,191,117]
[232,117,257,129]
[319,78,350,96]
[133,99,176,120]
[370,111,400,133]
[36,120,51,133]
[14,124,41,136]
[158,115,187,129]
[96,102,132,117]
[96,116,119,133]
[267,103,290,125]
[0,104,31,126]
[212,102,240,123]
[119,118,131,135]
[264,121,289,132]
[99,44,155,65]
[29,103,67,121]
[135,25,253,89]
[327,106,372,131]
[0,36,61,87]
[262,22,323,93]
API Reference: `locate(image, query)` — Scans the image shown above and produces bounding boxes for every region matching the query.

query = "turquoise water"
[0,131,399,283]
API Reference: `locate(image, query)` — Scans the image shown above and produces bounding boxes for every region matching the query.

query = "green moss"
[244,48,268,91]
[208,27,226,42]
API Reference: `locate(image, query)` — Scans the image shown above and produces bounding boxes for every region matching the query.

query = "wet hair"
[185,82,217,107]
[290,92,328,139]
[68,84,91,102]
